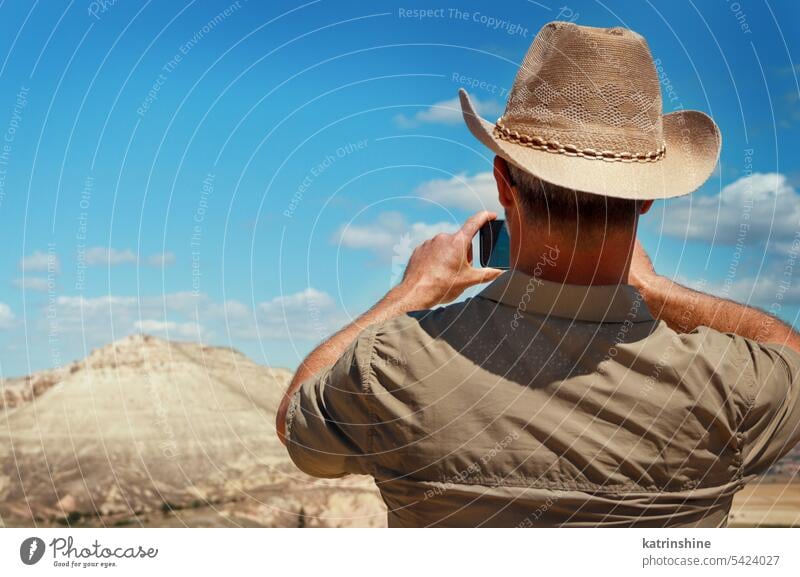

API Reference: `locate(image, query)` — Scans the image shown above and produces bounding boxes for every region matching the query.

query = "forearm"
[640,274,800,351]
[275,282,432,444]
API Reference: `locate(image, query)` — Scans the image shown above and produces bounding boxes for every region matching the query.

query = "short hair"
[506,163,642,230]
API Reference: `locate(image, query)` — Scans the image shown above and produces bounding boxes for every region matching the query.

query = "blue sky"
[0,0,798,376]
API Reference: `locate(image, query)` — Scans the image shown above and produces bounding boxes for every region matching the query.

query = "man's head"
[492,155,655,284]
[493,156,653,238]
[456,21,720,284]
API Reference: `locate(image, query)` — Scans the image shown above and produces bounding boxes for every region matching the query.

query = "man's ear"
[493,156,514,209]
[640,200,654,214]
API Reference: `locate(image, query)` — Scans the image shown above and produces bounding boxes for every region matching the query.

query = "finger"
[458,210,497,240]
[468,267,505,284]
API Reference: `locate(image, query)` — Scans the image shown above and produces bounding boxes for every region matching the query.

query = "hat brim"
[459,88,721,200]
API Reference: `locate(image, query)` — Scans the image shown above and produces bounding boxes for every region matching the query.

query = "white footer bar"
[1,528,796,576]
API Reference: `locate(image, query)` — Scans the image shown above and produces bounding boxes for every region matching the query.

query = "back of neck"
[513,227,635,286]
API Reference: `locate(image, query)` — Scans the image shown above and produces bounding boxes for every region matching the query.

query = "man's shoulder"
[672,324,799,365]
[653,324,800,405]
[354,298,482,381]
[652,322,749,357]
[367,298,478,342]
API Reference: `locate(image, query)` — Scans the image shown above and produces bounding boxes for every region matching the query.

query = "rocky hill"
[0,334,386,527]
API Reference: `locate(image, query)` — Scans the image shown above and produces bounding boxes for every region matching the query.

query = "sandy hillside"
[730,482,800,528]
[0,334,386,527]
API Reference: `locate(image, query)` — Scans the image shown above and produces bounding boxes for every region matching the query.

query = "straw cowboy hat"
[460,21,721,200]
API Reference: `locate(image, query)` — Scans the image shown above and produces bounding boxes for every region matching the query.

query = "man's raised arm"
[275,211,503,445]
[629,240,800,355]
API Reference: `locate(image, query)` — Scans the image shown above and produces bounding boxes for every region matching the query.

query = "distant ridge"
[0,334,385,527]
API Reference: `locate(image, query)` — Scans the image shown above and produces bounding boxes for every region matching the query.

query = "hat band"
[494,120,666,163]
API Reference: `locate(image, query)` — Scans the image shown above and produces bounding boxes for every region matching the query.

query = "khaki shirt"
[285,270,800,527]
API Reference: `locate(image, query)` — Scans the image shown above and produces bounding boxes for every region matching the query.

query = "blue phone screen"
[488,221,510,268]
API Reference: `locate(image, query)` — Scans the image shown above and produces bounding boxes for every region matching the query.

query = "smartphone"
[478,219,510,269]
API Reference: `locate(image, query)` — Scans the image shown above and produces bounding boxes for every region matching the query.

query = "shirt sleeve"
[738,340,800,478]
[284,325,378,478]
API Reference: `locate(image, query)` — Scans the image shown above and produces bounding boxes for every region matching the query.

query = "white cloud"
[201,290,346,341]
[46,288,344,344]
[13,276,51,292]
[160,291,207,315]
[80,248,175,267]
[256,288,344,340]
[84,247,137,266]
[414,171,502,213]
[20,250,60,273]
[133,319,206,340]
[258,288,334,318]
[394,95,502,127]
[336,211,459,262]
[661,173,800,249]
[146,252,176,267]
[43,293,211,344]
[50,293,200,339]
[208,299,250,320]
[0,303,14,329]
[11,287,349,375]
[55,294,139,314]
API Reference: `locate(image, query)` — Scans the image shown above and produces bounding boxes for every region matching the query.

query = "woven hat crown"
[497,22,665,163]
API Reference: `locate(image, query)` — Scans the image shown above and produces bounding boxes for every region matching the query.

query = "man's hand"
[399,211,504,308]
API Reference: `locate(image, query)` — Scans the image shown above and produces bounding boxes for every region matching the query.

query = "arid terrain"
[0,334,386,528]
[730,482,800,528]
[0,334,797,528]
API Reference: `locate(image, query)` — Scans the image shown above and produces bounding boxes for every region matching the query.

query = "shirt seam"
[284,387,300,441]
[474,294,656,324]
[359,324,380,462]
[374,470,739,494]
[283,389,303,468]
[733,341,756,485]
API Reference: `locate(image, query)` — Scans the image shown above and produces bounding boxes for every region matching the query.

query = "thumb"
[469,267,505,284]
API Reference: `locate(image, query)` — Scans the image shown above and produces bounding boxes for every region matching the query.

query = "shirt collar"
[477,269,654,323]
